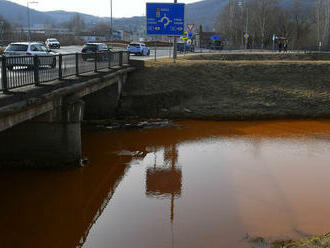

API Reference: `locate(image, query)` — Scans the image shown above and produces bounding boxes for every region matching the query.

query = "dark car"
[81,43,110,61]
[177,43,195,52]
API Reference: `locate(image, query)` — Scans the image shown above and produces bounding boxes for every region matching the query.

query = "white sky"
[8,0,201,18]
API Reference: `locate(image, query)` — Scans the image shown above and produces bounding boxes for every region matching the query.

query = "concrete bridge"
[0,58,137,167]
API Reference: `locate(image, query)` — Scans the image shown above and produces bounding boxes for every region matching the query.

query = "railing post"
[58,54,63,80]
[75,53,79,76]
[108,51,112,69]
[119,51,123,67]
[1,56,8,92]
[94,52,98,72]
[33,55,40,86]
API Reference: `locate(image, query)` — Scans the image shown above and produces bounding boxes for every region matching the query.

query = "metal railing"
[0,51,130,92]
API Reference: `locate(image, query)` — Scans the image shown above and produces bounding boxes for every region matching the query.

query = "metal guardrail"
[0,51,130,92]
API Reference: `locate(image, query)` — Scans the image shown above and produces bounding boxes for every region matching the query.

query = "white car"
[127,43,150,56]
[4,42,57,70]
[45,38,60,49]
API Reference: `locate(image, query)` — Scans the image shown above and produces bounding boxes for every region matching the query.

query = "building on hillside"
[112,30,133,41]
[80,36,107,43]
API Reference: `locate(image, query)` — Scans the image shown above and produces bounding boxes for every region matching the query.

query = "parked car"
[177,43,195,52]
[45,38,60,49]
[81,43,111,61]
[127,43,150,56]
[4,42,57,70]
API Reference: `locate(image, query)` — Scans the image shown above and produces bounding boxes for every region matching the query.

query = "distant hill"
[0,0,225,31]
[0,0,56,25]
[0,0,316,32]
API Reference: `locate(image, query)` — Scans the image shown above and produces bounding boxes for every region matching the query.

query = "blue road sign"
[188,32,193,39]
[225,38,231,42]
[146,3,185,36]
[211,36,219,41]
[272,34,276,41]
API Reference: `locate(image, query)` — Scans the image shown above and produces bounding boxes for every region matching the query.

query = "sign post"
[146,1,185,63]
[244,33,249,49]
[173,0,178,63]
[154,39,157,61]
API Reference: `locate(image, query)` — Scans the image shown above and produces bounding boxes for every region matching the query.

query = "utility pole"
[27,1,38,42]
[110,0,113,41]
[0,21,4,46]
[27,1,31,41]
[245,0,248,49]
[173,0,177,63]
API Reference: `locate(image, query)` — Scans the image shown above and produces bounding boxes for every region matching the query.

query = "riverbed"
[1,120,330,248]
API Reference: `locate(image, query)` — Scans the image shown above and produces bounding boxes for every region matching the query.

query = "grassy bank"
[186,52,330,61]
[119,54,330,120]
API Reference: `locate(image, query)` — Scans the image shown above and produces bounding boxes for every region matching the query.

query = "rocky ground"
[119,54,330,121]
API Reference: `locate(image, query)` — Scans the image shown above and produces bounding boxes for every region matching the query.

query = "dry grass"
[248,233,330,248]
[120,54,330,120]
[278,233,330,248]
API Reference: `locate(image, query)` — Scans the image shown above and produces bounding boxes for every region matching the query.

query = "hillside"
[0,0,225,31]
[0,0,316,32]
[0,0,55,25]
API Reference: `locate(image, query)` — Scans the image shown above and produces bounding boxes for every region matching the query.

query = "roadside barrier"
[0,51,130,92]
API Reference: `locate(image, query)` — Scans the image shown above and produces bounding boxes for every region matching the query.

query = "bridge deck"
[0,65,134,132]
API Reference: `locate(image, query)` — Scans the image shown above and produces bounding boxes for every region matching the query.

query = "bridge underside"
[0,68,132,168]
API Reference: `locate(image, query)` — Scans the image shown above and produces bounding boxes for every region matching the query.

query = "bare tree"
[314,0,330,47]
[61,14,86,34]
[249,0,279,49]
[215,0,319,50]
[0,15,12,43]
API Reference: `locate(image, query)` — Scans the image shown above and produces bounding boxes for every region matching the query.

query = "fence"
[0,51,130,92]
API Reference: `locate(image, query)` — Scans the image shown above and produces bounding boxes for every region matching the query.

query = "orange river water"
[1,120,330,248]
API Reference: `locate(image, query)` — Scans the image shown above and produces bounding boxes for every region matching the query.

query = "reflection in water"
[145,145,182,248]
[2,120,330,248]
[0,133,132,248]
[146,145,182,222]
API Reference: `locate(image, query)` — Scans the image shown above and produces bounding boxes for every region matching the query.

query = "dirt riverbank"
[248,233,330,248]
[119,54,330,120]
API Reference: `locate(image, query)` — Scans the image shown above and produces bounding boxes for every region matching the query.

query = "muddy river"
[1,120,330,248]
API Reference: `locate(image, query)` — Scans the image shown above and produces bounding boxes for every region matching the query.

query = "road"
[0,45,213,90]
[55,45,203,60]
[56,45,176,60]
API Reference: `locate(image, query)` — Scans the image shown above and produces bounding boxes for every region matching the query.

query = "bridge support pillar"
[0,100,84,168]
[84,75,126,120]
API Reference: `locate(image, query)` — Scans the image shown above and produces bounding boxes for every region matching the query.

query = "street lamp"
[0,21,4,46]
[237,0,248,49]
[110,0,113,41]
[27,0,38,42]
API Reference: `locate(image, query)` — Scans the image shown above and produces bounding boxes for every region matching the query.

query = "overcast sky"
[9,0,201,18]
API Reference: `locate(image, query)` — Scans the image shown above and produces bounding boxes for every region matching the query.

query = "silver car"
[45,38,60,49]
[4,42,57,70]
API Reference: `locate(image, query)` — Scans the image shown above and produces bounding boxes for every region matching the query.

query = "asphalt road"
[55,45,176,60]
[0,45,211,90]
